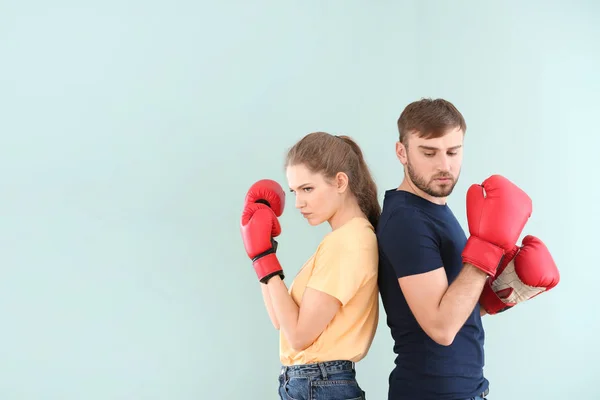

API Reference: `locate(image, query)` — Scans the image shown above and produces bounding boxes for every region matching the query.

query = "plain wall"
[0,1,597,399]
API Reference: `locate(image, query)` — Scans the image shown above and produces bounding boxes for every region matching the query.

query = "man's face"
[396,126,464,199]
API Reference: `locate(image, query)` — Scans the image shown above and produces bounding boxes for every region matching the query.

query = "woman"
[240,131,381,399]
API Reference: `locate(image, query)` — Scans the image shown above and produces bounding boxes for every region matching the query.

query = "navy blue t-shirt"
[376,189,488,400]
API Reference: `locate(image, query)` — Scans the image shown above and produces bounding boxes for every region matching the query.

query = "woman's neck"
[328,199,365,230]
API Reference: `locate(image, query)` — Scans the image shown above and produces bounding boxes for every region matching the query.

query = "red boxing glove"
[480,235,560,314]
[240,179,286,283]
[243,179,285,217]
[462,175,533,276]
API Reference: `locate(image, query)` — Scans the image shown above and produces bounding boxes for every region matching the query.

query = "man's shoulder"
[378,203,432,237]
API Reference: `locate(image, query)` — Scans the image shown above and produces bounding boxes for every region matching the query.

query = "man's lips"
[433,177,453,184]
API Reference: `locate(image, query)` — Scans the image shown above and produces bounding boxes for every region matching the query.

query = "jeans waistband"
[280,360,355,379]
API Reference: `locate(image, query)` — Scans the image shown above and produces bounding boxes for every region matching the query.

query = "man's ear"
[396,141,408,166]
[335,172,349,193]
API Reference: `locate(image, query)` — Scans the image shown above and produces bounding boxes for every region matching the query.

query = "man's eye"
[448,152,457,156]
[424,153,434,157]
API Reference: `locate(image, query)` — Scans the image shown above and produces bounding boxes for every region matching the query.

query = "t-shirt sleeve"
[378,208,443,278]
[305,230,377,306]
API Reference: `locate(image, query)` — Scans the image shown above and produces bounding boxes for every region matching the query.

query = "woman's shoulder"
[322,217,377,249]
[311,218,378,278]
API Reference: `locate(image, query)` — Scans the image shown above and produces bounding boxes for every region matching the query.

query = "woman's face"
[286,164,342,226]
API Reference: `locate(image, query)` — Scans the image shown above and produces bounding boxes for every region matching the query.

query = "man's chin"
[436,190,454,197]
[428,183,456,197]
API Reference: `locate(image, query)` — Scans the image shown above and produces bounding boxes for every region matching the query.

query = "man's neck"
[397,177,447,205]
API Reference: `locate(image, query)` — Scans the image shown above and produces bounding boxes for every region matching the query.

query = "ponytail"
[337,136,381,228]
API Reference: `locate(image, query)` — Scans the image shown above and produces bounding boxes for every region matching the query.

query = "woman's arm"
[261,283,280,329]
[266,275,341,351]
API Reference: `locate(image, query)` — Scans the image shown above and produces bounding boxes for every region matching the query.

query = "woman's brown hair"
[284,132,381,228]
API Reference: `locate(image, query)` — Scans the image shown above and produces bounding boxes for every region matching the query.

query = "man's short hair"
[397,98,467,145]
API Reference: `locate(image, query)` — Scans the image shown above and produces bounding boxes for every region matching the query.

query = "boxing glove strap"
[251,248,275,263]
[251,238,278,263]
[462,236,506,276]
[253,253,284,284]
[479,280,513,315]
[260,270,285,284]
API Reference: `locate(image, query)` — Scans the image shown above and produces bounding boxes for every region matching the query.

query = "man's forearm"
[438,264,488,338]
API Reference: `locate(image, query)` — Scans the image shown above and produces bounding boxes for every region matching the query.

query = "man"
[376,98,560,400]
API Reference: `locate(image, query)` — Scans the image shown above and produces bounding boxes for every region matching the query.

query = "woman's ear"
[335,172,349,193]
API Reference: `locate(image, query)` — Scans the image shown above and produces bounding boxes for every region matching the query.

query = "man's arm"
[379,208,487,346]
[398,263,487,346]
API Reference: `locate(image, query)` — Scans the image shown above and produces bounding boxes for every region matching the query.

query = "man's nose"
[438,154,451,171]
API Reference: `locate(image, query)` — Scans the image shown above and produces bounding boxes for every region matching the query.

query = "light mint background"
[0,1,597,399]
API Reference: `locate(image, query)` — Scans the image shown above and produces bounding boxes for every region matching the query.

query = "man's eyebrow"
[418,145,462,151]
[289,182,311,191]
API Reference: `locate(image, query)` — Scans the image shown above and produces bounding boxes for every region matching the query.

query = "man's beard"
[406,159,459,198]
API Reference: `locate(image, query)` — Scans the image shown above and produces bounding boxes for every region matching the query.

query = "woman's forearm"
[266,276,301,346]
[261,283,280,329]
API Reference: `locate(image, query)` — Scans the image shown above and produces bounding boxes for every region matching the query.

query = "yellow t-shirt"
[279,217,379,365]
